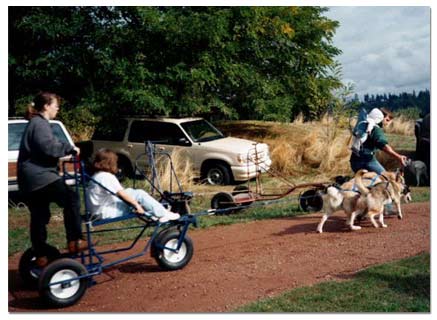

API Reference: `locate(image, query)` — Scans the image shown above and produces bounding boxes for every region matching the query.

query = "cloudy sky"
[323,6,430,99]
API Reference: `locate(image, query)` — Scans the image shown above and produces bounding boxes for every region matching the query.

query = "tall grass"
[385,115,415,135]
[146,148,195,192]
[218,114,415,180]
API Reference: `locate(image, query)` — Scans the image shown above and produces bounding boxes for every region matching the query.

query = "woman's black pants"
[26,179,82,257]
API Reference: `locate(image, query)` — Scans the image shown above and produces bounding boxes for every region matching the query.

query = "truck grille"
[246,145,269,165]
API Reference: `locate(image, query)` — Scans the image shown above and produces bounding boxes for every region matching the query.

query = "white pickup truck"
[78,117,272,185]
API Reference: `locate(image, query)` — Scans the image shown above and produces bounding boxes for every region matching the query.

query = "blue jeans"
[350,156,385,175]
[114,188,168,218]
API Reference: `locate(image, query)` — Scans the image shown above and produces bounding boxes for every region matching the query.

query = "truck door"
[127,121,193,177]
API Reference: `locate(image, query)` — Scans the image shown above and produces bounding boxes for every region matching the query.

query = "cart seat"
[163,191,193,200]
[89,211,157,227]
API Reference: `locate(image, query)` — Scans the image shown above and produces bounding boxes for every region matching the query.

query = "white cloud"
[324,6,430,98]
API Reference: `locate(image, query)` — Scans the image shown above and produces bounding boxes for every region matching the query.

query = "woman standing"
[17,92,87,267]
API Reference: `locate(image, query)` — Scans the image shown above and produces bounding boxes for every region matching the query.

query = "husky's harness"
[335,174,381,194]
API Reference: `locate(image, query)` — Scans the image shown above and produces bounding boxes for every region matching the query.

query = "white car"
[8,118,76,193]
[80,117,272,185]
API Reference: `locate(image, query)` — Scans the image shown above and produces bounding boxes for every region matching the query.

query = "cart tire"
[19,245,61,288]
[150,226,178,258]
[299,189,324,212]
[210,192,236,214]
[152,230,193,271]
[232,185,249,195]
[39,258,88,308]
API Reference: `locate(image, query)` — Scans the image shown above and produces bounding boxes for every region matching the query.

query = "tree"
[9,6,343,122]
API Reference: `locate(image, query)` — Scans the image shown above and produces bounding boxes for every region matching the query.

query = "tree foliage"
[360,90,430,117]
[9,6,342,121]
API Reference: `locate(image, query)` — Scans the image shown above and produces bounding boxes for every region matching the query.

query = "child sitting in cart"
[87,149,180,223]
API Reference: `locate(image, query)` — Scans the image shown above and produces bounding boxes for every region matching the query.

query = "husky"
[317,169,407,233]
[349,169,405,229]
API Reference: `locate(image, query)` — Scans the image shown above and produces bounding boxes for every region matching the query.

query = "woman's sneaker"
[159,212,180,223]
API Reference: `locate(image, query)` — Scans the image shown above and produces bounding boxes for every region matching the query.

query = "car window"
[92,119,128,141]
[8,123,70,151]
[128,121,186,145]
[51,124,70,144]
[181,119,224,142]
[8,123,26,151]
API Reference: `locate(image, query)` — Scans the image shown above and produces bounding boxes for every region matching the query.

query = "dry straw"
[219,114,414,181]
[143,148,194,193]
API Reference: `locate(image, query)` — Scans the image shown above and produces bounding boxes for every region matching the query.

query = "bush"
[58,105,100,142]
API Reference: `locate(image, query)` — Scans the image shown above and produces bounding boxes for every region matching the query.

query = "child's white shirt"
[87,171,124,219]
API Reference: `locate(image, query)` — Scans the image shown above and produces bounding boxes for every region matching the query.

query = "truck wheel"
[205,163,231,185]
[152,230,193,271]
[19,245,61,288]
[39,258,88,308]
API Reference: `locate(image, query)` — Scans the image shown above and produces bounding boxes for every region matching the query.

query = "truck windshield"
[181,120,225,142]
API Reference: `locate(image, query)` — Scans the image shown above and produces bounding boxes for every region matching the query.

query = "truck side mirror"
[178,137,191,146]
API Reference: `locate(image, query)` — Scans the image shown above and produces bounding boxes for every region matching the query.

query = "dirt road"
[8,202,430,312]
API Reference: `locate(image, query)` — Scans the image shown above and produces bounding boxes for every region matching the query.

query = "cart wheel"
[232,185,249,195]
[152,230,194,271]
[210,192,235,214]
[150,226,178,258]
[39,258,88,308]
[19,245,61,288]
[299,189,323,212]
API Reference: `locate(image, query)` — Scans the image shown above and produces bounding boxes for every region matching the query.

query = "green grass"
[386,133,416,151]
[236,253,430,312]
[408,186,431,203]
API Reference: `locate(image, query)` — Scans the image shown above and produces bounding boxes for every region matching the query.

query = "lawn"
[237,253,430,312]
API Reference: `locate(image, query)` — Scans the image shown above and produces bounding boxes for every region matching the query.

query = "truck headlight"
[237,153,249,164]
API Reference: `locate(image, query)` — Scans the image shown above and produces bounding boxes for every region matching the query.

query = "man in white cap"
[350,107,407,174]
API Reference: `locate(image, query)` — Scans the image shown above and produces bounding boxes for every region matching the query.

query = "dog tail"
[354,169,370,195]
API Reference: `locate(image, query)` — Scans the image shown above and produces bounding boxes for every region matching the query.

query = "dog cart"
[210,143,331,213]
[18,143,211,308]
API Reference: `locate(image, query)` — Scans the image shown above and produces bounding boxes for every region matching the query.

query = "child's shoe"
[159,212,180,223]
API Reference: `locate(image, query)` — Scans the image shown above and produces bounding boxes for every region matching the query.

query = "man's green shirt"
[359,125,388,158]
